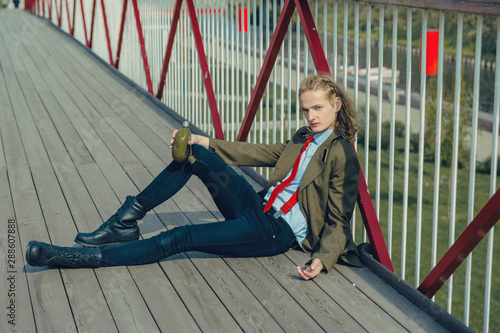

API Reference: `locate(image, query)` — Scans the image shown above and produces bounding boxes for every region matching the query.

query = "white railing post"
[465,14,484,326]
[431,10,446,274]
[401,7,412,281]
[415,9,428,288]
[387,5,398,259]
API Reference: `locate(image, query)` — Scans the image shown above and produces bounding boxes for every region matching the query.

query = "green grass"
[354,134,500,331]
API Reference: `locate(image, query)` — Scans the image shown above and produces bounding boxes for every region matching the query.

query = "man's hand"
[170,131,209,149]
[297,258,324,280]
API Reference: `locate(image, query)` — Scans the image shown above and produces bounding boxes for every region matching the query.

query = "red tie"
[263,135,314,217]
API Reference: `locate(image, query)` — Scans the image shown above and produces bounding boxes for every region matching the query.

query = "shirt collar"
[312,128,334,146]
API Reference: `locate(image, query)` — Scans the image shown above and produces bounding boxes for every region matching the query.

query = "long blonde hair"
[299,75,357,142]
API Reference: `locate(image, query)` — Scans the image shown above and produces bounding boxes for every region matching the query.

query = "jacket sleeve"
[208,138,287,167]
[308,142,360,272]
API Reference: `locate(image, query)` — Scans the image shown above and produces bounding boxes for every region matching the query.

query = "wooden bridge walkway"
[0,9,468,333]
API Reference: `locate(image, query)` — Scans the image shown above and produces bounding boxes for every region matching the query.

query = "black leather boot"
[26,241,102,268]
[75,196,147,247]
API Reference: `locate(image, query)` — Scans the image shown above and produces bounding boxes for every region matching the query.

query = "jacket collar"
[266,127,343,191]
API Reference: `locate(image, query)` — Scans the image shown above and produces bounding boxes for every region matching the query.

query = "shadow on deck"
[0,9,469,333]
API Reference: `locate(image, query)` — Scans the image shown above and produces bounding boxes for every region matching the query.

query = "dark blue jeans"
[100,145,296,266]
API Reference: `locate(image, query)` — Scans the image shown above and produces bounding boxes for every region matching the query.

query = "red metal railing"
[418,188,500,298]
[26,0,225,140]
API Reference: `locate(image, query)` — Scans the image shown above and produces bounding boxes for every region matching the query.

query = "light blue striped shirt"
[264,129,334,247]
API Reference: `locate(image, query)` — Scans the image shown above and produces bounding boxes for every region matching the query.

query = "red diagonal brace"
[54,0,62,27]
[131,0,154,94]
[71,0,76,36]
[114,0,129,69]
[89,0,97,49]
[47,0,52,20]
[294,0,329,73]
[236,0,393,272]
[79,0,89,46]
[100,0,115,67]
[156,0,183,99]
[185,0,224,140]
[156,0,224,140]
[418,188,500,298]
[64,0,74,35]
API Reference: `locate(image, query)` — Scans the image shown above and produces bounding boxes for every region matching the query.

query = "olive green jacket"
[208,126,361,271]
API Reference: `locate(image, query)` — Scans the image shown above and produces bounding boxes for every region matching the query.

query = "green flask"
[172,121,196,163]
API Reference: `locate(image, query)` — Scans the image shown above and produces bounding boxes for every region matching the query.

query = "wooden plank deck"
[0,9,466,333]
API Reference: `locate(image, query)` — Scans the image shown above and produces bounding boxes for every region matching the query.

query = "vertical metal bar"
[464,14,483,326]
[187,2,192,122]
[252,0,258,144]
[236,0,241,140]
[265,0,271,161]
[401,7,412,281]
[447,12,463,314]
[258,0,263,156]
[183,3,188,120]
[363,2,371,244]
[375,5,384,218]
[280,3,285,143]
[332,0,337,80]
[176,4,181,114]
[231,1,235,140]
[192,3,197,124]
[272,0,277,142]
[218,0,222,138]
[212,1,216,130]
[154,2,158,90]
[295,5,301,131]
[242,1,247,138]
[322,0,327,57]
[287,17,292,139]
[247,0,251,139]
[200,1,206,129]
[226,0,230,137]
[352,1,359,241]
[415,9,427,287]
[165,2,170,106]
[342,0,348,89]
[387,5,398,258]
[431,11,445,271]
[484,18,500,333]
